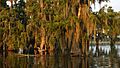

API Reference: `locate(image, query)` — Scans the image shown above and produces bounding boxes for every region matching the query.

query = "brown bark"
[40,27,46,54]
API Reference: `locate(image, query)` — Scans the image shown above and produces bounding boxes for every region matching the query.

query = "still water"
[0,45,120,68]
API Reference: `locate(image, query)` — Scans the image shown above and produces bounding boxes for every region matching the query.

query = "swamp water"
[0,45,120,68]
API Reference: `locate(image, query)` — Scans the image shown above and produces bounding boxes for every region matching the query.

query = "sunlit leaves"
[1,0,119,53]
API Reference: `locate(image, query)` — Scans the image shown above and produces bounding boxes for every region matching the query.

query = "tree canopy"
[0,0,120,55]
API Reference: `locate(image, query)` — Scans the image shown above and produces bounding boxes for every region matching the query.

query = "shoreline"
[90,41,120,45]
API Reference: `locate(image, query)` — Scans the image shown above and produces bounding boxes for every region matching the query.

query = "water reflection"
[0,45,120,68]
[0,53,89,68]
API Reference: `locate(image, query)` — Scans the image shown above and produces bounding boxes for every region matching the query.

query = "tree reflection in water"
[0,46,120,68]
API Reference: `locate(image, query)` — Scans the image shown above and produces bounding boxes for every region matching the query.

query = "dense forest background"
[0,0,120,56]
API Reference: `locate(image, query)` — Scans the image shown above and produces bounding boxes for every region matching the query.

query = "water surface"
[0,45,120,68]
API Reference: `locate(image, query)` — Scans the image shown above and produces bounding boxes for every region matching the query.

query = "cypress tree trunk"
[77,2,90,56]
[96,37,99,56]
[110,36,116,52]
[40,27,46,55]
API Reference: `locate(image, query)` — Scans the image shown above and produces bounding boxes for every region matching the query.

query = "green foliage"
[0,0,7,8]
[0,0,119,54]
